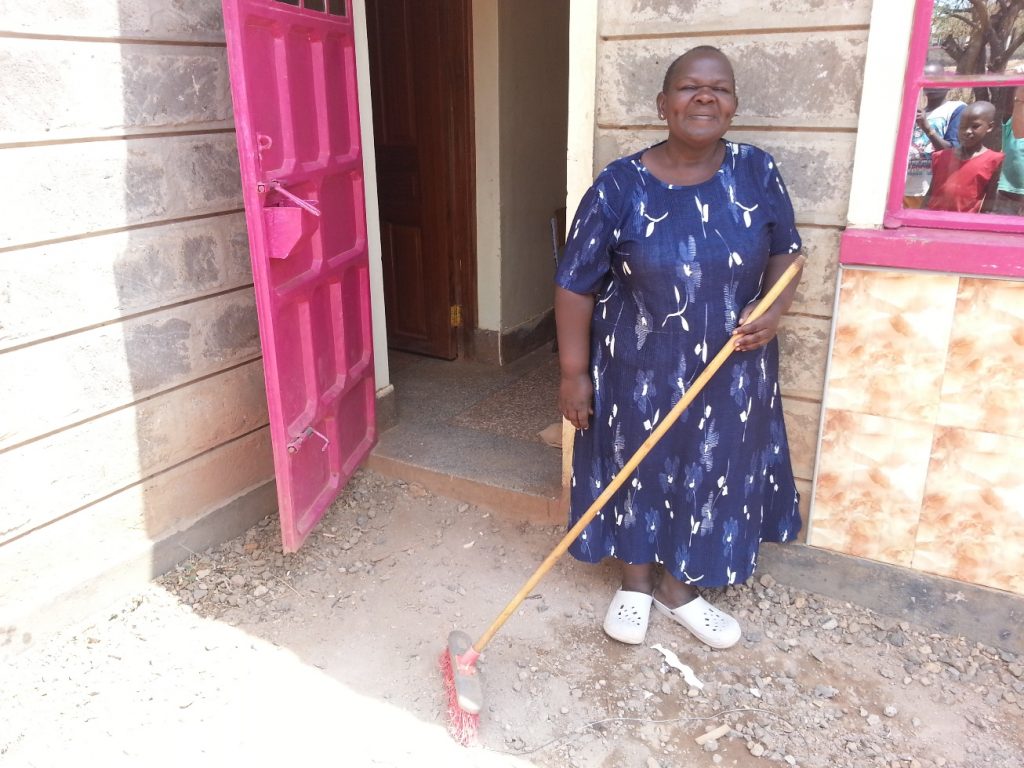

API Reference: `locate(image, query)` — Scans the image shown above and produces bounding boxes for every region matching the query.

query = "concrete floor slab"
[371,348,563,522]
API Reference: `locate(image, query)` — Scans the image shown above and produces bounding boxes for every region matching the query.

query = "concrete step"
[366,451,565,526]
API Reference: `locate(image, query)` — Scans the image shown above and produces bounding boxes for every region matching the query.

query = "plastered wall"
[0,4,275,649]
[497,0,570,333]
[593,0,874,531]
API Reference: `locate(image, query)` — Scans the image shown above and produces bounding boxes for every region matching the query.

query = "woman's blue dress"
[555,141,802,588]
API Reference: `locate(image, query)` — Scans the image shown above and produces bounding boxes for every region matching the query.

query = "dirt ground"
[4,471,1023,767]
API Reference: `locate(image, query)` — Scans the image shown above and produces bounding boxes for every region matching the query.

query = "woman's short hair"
[662,45,735,94]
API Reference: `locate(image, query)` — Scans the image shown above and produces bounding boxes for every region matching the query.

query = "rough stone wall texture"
[594,0,873,534]
[0,5,275,649]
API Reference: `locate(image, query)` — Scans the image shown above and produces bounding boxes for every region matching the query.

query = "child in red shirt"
[927,101,1004,213]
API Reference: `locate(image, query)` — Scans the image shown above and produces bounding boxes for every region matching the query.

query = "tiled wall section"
[812,269,1024,596]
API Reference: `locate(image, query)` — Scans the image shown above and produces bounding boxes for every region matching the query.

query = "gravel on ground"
[4,471,1022,767]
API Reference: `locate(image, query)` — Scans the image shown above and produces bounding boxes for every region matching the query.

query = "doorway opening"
[363,0,571,508]
[364,0,475,361]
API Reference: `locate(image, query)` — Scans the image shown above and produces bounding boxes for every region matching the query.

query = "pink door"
[222,0,375,551]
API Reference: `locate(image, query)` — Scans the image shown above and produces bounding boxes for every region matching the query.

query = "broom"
[440,255,806,745]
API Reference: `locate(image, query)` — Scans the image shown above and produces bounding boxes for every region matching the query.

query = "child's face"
[959,110,995,151]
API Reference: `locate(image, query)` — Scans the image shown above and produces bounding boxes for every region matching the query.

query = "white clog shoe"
[653,595,742,649]
[603,589,654,645]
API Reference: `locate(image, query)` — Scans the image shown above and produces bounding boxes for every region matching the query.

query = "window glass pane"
[328,0,347,15]
[903,85,1024,215]
[305,0,327,10]
[928,2,1024,76]
[276,0,301,5]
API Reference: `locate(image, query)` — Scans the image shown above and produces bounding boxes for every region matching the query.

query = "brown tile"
[825,270,958,422]
[810,409,933,567]
[938,279,1024,439]
[913,427,1024,595]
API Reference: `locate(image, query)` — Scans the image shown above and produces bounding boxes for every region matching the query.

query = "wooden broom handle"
[472,254,806,654]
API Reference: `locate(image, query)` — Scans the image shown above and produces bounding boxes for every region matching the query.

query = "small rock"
[759,574,776,589]
[560,706,569,714]
[814,685,839,699]
[253,585,268,598]
[230,575,246,587]
[749,742,766,757]
[821,617,839,631]
[703,739,719,752]
[867,714,881,727]
[457,503,469,513]
[884,705,898,717]
[646,759,661,768]
[196,569,211,579]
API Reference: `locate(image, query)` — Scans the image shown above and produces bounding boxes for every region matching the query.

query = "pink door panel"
[222,0,375,552]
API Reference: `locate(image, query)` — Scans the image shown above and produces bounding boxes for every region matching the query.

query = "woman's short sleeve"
[760,153,802,257]
[555,170,622,295]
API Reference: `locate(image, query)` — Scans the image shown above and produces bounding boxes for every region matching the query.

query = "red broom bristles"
[439,649,480,746]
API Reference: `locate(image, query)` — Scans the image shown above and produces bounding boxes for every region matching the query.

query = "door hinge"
[450,304,463,328]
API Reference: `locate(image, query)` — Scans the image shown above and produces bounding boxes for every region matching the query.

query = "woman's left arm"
[732,253,802,352]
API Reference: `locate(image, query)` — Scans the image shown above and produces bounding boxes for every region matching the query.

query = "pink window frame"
[842,0,1024,278]
[884,0,1024,236]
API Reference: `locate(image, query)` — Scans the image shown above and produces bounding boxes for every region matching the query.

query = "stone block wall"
[593,0,874,532]
[0,4,276,653]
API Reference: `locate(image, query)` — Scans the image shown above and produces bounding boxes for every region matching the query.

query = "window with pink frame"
[885,0,1024,234]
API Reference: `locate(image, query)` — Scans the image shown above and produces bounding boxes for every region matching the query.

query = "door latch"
[257,181,322,217]
[287,426,331,454]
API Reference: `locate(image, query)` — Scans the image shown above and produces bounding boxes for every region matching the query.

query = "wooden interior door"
[365,0,474,359]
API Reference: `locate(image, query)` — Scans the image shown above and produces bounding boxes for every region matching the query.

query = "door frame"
[448,1,478,353]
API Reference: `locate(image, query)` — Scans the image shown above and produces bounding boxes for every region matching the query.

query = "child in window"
[926,101,1004,213]
[904,65,966,209]
[992,85,1024,216]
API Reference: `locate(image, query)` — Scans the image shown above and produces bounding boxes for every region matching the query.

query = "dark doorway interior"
[365,0,476,360]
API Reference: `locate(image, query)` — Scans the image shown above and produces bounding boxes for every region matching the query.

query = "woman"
[554,46,803,649]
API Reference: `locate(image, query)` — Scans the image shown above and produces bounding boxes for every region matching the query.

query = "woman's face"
[657,53,737,148]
